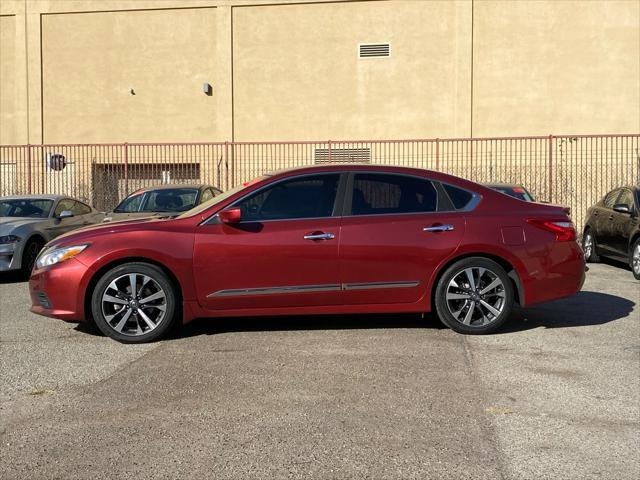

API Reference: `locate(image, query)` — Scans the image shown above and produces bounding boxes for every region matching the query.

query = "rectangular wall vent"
[358,43,391,58]
[314,148,371,164]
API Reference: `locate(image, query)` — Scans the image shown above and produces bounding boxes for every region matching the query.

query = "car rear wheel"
[21,237,44,277]
[582,229,600,263]
[631,239,640,281]
[434,257,514,334]
[91,262,178,343]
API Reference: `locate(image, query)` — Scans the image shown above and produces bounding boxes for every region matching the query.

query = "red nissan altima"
[29,165,585,343]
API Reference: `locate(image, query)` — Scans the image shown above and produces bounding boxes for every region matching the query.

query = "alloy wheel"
[633,244,640,275]
[445,267,506,327]
[101,273,167,336]
[583,233,593,260]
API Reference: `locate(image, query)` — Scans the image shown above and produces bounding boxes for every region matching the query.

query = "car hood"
[0,217,44,235]
[47,216,176,247]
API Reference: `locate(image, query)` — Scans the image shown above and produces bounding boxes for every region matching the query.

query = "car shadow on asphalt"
[167,290,635,339]
[499,290,635,334]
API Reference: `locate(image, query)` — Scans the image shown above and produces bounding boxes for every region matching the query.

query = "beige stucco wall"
[0,0,638,145]
[0,15,17,144]
[42,7,219,143]
[233,0,472,140]
[473,0,640,136]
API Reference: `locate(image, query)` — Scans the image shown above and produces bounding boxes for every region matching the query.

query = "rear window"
[442,184,474,210]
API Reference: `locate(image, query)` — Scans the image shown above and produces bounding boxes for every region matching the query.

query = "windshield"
[114,188,200,213]
[177,181,261,219]
[0,199,53,218]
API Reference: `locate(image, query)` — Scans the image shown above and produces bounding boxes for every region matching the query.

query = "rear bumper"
[29,258,88,321]
[521,241,586,306]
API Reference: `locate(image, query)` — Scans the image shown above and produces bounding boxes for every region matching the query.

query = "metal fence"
[1,134,638,232]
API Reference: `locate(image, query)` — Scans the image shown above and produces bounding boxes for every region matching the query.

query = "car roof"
[264,164,493,194]
[1,194,67,201]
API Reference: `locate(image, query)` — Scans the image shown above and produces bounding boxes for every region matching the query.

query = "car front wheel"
[91,262,178,343]
[434,257,514,334]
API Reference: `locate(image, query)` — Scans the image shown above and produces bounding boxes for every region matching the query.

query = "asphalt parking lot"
[0,262,638,479]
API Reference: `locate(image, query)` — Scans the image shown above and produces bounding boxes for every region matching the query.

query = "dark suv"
[582,185,640,280]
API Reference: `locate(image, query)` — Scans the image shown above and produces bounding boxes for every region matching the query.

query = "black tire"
[631,239,640,281]
[21,237,44,277]
[434,257,514,335]
[582,229,600,263]
[91,262,178,343]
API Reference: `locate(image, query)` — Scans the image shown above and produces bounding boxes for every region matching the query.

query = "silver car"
[0,195,103,275]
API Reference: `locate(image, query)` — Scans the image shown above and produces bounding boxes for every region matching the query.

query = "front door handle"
[423,224,454,233]
[304,232,335,241]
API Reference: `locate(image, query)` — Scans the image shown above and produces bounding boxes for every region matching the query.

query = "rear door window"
[349,173,437,216]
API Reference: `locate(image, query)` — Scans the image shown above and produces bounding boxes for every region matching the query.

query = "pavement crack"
[461,335,510,480]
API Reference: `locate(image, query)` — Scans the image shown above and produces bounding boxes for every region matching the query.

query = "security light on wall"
[203,83,212,96]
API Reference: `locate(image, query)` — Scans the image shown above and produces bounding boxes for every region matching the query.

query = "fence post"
[26,144,32,194]
[224,141,229,190]
[123,142,129,195]
[328,140,332,163]
[548,134,553,203]
[435,138,440,171]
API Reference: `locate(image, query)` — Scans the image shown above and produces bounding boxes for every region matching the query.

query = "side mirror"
[58,210,74,219]
[219,207,241,224]
[612,204,631,214]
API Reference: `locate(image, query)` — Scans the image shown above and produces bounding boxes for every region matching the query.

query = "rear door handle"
[304,232,335,241]
[423,224,454,232]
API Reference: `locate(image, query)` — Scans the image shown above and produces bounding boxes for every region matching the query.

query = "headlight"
[0,235,21,244]
[36,244,89,269]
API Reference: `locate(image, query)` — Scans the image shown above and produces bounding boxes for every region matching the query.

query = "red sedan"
[29,165,585,343]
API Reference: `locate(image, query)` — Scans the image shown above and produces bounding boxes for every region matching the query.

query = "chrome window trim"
[344,171,482,218]
[207,280,420,298]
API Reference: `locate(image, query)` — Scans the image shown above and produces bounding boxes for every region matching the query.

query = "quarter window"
[442,184,474,210]
[234,174,340,221]
[350,173,437,215]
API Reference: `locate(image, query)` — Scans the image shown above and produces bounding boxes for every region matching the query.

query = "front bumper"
[29,257,89,321]
[0,242,21,272]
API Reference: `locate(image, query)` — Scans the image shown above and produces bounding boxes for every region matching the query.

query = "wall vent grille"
[314,148,371,164]
[358,43,391,58]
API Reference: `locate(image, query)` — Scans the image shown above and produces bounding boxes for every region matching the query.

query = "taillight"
[527,219,577,242]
